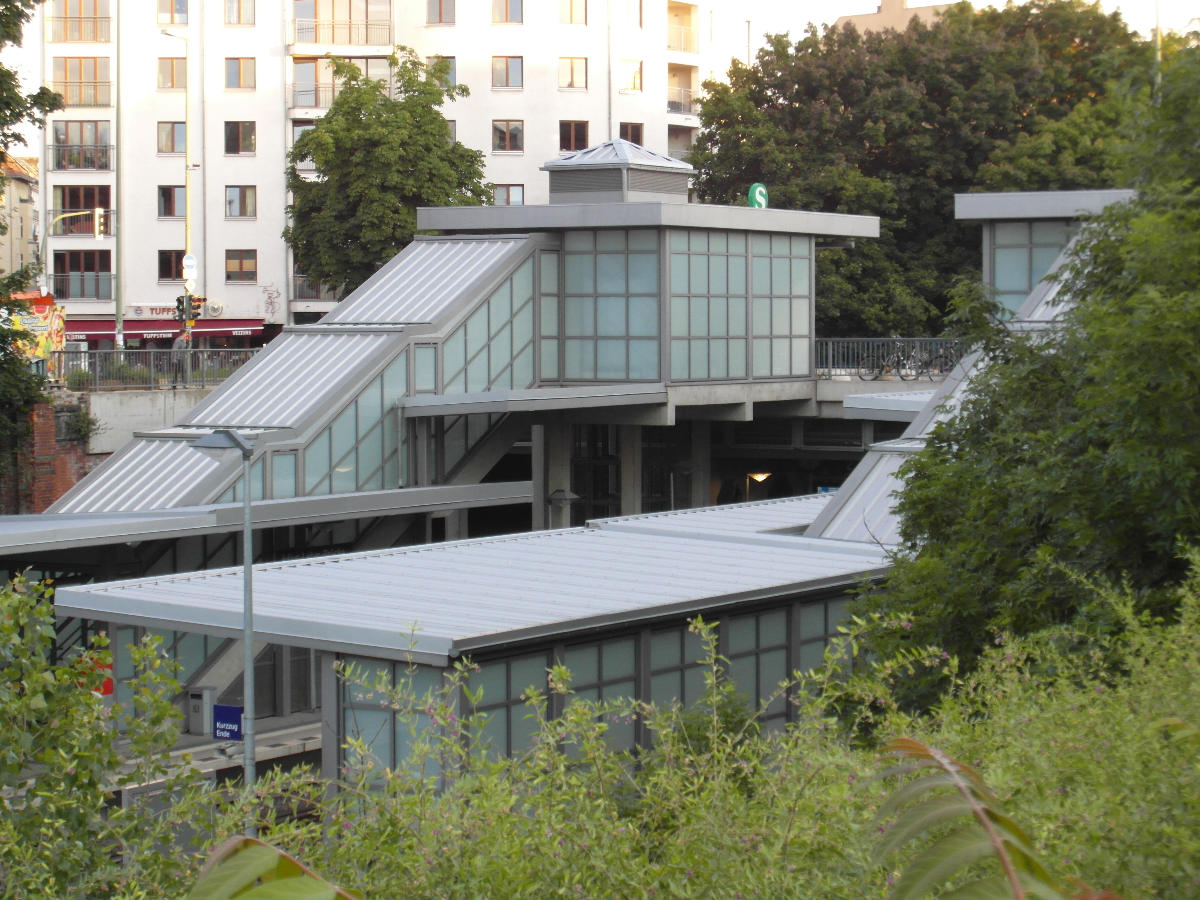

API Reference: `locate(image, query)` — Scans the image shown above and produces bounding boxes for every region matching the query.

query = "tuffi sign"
[213,704,244,740]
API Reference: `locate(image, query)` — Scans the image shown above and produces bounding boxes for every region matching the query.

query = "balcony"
[667,24,697,53]
[289,83,336,109]
[293,275,339,302]
[50,144,113,171]
[667,86,697,115]
[50,81,112,107]
[46,16,111,42]
[49,208,114,237]
[51,272,114,301]
[292,19,391,45]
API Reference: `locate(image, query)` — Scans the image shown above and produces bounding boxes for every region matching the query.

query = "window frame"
[224,0,254,24]
[491,56,523,89]
[157,185,185,218]
[224,120,256,155]
[493,184,524,206]
[225,249,258,283]
[157,0,187,24]
[620,59,642,92]
[492,0,521,23]
[427,0,454,24]
[559,120,588,152]
[157,57,186,90]
[158,249,185,281]
[426,55,456,87]
[619,122,643,144]
[225,57,256,89]
[558,57,587,89]
[560,0,586,24]
[224,185,257,218]
[157,121,186,153]
[491,119,523,152]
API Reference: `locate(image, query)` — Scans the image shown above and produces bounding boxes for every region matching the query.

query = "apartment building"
[30,0,785,348]
[0,156,39,275]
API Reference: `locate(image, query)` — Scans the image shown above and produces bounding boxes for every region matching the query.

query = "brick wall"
[1,400,106,514]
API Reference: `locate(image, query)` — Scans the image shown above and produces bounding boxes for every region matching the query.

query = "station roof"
[954,189,1134,221]
[55,496,887,666]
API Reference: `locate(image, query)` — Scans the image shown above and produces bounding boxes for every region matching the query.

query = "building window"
[53,249,113,300]
[558,57,586,89]
[620,122,643,144]
[51,120,112,170]
[491,56,522,88]
[225,0,254,24]
[225,57,255,89]
[224,120,256,154]
[493,184,523,206]
[157,185,185,217]
[426,55,455,87]
[226,249,257,282]
[427,0,454,24]
[225,185,257,218]
[157,57,186,89]
[447,120,456,142]
[491,119,523,152]
[158,249,185,281]
[157,121,185,153]
[492,0,521,23]
[52,57,111,107]
[52,185,110,226]
[158,0,187,24]
[560,0,585,23]
[619,59,642,92]
[559,120,588,151]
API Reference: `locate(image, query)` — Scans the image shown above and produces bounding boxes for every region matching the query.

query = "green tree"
[283,49,488,297]
[857,46,1200,671]
[690,1,1150,336]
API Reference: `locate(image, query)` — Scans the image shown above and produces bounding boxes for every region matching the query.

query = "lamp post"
[39,208,105,293]
[189,428,256,835]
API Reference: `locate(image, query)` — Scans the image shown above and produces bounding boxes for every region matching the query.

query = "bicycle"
[909,345,960,380]
[857,339,920,381]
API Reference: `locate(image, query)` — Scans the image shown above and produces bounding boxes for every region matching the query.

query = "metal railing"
[50,143,113,170]
[46,16,111,42]
[667,24,697,53]
[289,83,337,109]
[48,207,113,235]
[293,275,340,302]
[814,338,962,379]
[51,348,260,391]
[50,272,114,300]
[50,80,112,107]
[292,18,391,44]
[667,86,697,114]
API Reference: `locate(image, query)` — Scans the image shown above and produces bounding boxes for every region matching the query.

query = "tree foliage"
[283,49,488,297]
[858,45,1200,670]
[690,0,1151,336]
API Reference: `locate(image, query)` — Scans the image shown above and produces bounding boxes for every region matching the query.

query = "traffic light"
[191,296,204,318]
[175,295,187,322]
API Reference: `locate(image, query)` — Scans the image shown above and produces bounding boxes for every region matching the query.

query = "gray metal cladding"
[321,237,534,325]
[183,332,399,428]
[50,439,223,514]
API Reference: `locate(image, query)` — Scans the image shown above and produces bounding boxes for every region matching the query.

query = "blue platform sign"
[213,704,243,740]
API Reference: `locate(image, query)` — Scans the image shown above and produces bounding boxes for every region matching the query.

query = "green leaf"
[891,824,997,900]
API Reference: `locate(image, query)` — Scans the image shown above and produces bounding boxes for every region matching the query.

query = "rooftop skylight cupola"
[541,138,693,205]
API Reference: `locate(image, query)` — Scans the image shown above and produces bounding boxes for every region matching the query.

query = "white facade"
[29,0,786,344]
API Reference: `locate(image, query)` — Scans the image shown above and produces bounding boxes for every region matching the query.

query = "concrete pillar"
[689,420,712,508]
[544,419,574,529]
[531,423,547,530]
[619,424,642,516]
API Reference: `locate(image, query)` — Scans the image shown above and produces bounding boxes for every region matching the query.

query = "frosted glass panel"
[489,324,511,379]
[670,296,688,336]
[513,257,534,301]
[710,340,728,377]
[628,296,657,336]
[358,425,383,487]
[728,297,746,336]
[513,344,534,387]
[565,254,595,293]
[671,339,689,378]
[753,338,770,376]
[272,452,296,499]
[670,253,689,292]
[772,258,789,296]
[541,338,558,378]
[565,296,595,335]
[689,296,707,334]
[541,296,558,336]
[629,339,658,379]
[597,254,626,292]
[603,638,635,678]
[751,234,769,254]
[669,230,688,251]
[331,405,356,460]
[689,230,707,252]
[709,255,727,293]
[489,281,512,330]
[415,345,437,392]
[564,339,593,378]
[728,232,745,252]
[357,384,381,438]
[993,248,1029,292]
[752,298,770,335]
[792,338,809,374]
[689,254,708,293]
[564,644,599,684]
[791,257,810,295]
[629,253,658,292]
[444,331,465,378]
[709,297,727,336]
[729,338,746,376]
[597,340,625,378]
[513,303,534,349]
[382,351,407,405]
[728,255,745,292]
[772,337,789,375]
[994,221,1028,244]
[597,296,626,335]
[1032,246,1061,284]
[752,257,770,294]
[690,339,708,378]
[304,430,329,493]
[466,308,488,355]
[540,252,559,293]
[596,231,625,251]
[564,231,593,251]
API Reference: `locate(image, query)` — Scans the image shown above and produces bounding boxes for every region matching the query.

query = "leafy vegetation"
[691,0,1152,335]
[859,45,1200,673]
[283,49,488,298]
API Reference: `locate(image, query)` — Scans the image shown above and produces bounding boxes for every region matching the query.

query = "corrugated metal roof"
[321,236,533,325]
[184,332,400,428]
[50,438,224,514]
[590,494,833,537]
[541,138,693,173]
[55,524,888,662]
[806,449,909,546]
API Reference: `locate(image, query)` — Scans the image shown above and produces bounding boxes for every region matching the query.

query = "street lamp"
[189,428,257,835]
[39,208,105,293]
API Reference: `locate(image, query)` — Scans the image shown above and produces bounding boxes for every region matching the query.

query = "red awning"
[189,318,264,337]
[64,319,115,340]
[64,318,264,341]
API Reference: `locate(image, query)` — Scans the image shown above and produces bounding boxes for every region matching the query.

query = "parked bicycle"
[857,339,959,381]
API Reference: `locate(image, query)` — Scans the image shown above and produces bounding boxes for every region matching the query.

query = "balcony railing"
[292,18,391,44]
[293,275,339,302]
[48,208,113,236]
[50,143,113,171]
[51,348,259,391]
[667,24,697,53]
[290,83,337,109]
[667,86,697,115]
[46,16,111,42]
[667,144,693,161]
[50,80,112,107]
[50,272,114,301]
[814,338,962,379]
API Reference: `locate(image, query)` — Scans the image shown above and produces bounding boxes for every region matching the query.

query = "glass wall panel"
[989,219,1075,313]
